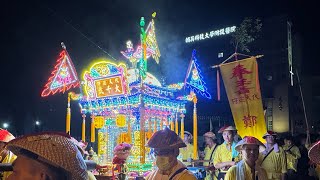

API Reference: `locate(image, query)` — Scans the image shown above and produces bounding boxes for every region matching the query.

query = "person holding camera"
[283,135,301,180]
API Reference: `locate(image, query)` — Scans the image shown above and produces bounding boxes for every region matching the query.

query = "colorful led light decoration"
[184,50,211,99]
[82,60,129,100]
[167,83,185,90]
[145,19,161,64]
[121,43,155,66]
[127,69,162,87]
[121,19,160,69]
[41,49,79,97]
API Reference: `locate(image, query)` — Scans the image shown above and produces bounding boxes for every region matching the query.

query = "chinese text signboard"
[220,57,267,142]
[94,75,125,98]
[185,26,236,43]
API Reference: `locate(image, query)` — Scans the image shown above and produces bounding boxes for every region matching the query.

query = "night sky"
[1,0,316,136]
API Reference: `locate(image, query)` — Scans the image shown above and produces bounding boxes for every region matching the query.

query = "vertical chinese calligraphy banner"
[220,57,267,142]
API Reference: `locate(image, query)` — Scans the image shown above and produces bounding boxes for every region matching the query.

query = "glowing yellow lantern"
[94,116,105,129]
[117,132,130,144]
[116,114,126,127]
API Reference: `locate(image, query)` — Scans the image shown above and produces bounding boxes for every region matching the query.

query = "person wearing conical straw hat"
[6,132,88,180]
[308,140,320,179]
[180,131,197,167]
[145,127,197,180]
[257,131,286,180]
[225,136,267,180]
[0,128,16,180]
[213,125,240,179]
[203,131,218,180]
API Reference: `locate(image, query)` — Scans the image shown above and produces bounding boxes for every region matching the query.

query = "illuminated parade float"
[41,15,212,177]
[79,59,188,174]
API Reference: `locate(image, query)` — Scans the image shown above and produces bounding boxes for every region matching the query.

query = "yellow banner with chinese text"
[220,57,267,142]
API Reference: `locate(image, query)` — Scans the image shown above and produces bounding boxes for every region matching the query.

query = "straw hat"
[0,128,15,143]
[308,140,320,165]
[203,132,217,139]
[218,125,237,133]
[262,131,277,139]
[235,136,265,152]
[146,127,186,149]
[7,132,88,180]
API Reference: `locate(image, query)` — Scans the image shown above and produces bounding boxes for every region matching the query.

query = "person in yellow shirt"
[145,127,197,180]
[283,135,301,180]
[225,136,268,180]
[213,125,240,179]
[258,131,287,180]
[180,131,196,166]
[202,132,218,180]
[0,128,16,180]
[203,132,218,167]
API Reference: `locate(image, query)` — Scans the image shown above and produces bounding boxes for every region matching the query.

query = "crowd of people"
[0,126,320,180]
[179,126,320,180]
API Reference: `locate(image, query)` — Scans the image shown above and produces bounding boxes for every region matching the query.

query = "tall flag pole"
[139,17,147,165]
[192,91,198,160]
[139,17,147,79]
[136,14,161,165]
[41,43,80,134]
[183,50,211,161]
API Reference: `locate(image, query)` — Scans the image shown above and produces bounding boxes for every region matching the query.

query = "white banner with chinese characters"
[220,57,267,142]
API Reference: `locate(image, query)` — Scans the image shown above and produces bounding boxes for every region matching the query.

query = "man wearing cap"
[225,136,267,180]
[6,132,88,180]
[145,127,197,180]
[213,125,240,179]
[203,132,218,180]
[258,131,287,180]
[0,128,16,179]
[283,135,300,180]
[180,131,197,167]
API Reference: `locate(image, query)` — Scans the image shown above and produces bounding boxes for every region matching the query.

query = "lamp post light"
[34,120,41,132]
[3,123,9,129]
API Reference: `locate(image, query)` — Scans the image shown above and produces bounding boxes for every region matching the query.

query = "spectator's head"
[284,135,294,146]
[218,126,237,144]
[146,127,186,171]
[6,132,88,180]
[263,131,277,145]
[235,136,265,166]
[203,132,217,145]
[183,131,193,144]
